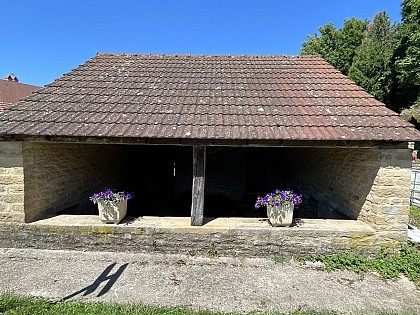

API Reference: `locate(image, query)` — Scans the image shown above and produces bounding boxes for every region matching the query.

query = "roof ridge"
[0,79,40,89]
[95,52,322,58]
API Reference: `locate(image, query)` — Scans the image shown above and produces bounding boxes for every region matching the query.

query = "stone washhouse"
[0,54,419,256]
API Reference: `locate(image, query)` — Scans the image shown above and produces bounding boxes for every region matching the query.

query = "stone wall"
[22,142,131,222]
[362,148,411,240]
[0,220,380,257]
[285,147,380,220]
[281,146,411,241]
[0,142,24,222]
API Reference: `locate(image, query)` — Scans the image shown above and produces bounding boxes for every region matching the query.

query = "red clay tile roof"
[0,102,9,112]
[0,79,40,111]
[0,53,418,141]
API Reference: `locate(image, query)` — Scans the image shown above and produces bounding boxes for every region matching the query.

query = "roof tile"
[0,80,40,108]
[0,54,418,141]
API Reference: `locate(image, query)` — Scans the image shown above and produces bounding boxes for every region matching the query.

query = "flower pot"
[267,204,294,227]
[98,200,127,224]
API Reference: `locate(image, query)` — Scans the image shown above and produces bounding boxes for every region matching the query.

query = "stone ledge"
[0,216,400,257]
[32,215,376,230]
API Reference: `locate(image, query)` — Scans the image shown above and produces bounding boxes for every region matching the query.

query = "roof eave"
[0,134,411,149]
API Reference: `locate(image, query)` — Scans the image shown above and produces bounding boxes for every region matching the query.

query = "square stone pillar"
[0,141,25,222]
[360,147,412,242]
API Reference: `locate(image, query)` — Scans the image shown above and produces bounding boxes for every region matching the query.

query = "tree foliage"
[301,18,367,75]
[300,0,420,116]
[348,12,397,109]
[397,0,420,87]
[336,18,369,75]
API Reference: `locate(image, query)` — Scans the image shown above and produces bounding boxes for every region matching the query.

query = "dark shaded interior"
[109,145,351,219]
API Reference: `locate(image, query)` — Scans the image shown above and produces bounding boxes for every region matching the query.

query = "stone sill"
[31,215,375,233]
[1,215,403,256]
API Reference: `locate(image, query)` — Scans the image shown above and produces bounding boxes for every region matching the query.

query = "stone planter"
[267,204,294,227]
[98,200,127,224]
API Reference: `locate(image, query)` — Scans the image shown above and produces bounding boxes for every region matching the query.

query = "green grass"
[2,294,219,315]
[0,293,417,315]
[207,242,218,258]
[409,205,420,227]
[272,254,288,264]
[0,293,345,315]
[299,243,420,287]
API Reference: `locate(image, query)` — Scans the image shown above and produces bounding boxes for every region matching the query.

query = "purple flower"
[90,188,135,206]
[254,187,302,209]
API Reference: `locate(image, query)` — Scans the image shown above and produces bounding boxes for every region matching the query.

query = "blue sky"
[1,1,402,87]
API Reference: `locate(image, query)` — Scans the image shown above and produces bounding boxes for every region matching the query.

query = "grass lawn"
[1,293,418,315]
[0,293,345,315]
[409,206,420,227]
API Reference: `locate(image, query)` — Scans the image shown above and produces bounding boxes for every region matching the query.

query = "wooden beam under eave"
[191,145,206,226]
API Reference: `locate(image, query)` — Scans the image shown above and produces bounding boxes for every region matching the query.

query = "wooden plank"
[4,134,404,149]
[182,139,213,146]
[191,145,206,226]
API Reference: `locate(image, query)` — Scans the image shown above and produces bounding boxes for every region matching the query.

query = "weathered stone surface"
[0,142,24,222]
[377,167,411,178]
[373,186,410,199]
[0,156,23,167]
[22,142,131,222]
[375,177,411,187]
[0,175,23,185]
[359,148,411,231]
[0,217,401,257]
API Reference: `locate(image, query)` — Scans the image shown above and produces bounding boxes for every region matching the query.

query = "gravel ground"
[0,247,419,314]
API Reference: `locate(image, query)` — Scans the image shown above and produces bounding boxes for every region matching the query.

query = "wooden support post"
[191,145,206,226]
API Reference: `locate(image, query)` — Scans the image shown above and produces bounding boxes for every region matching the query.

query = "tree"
[300,23,339,65]
[348,12,398,110]
[300,18,367,75]
[300,3,419,115]
[335,18,368,75]
[396,0,420,87]
[395,0,420,114]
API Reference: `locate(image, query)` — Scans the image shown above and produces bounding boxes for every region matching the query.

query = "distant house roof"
[0,79,40,111]
[0,53,418,142]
